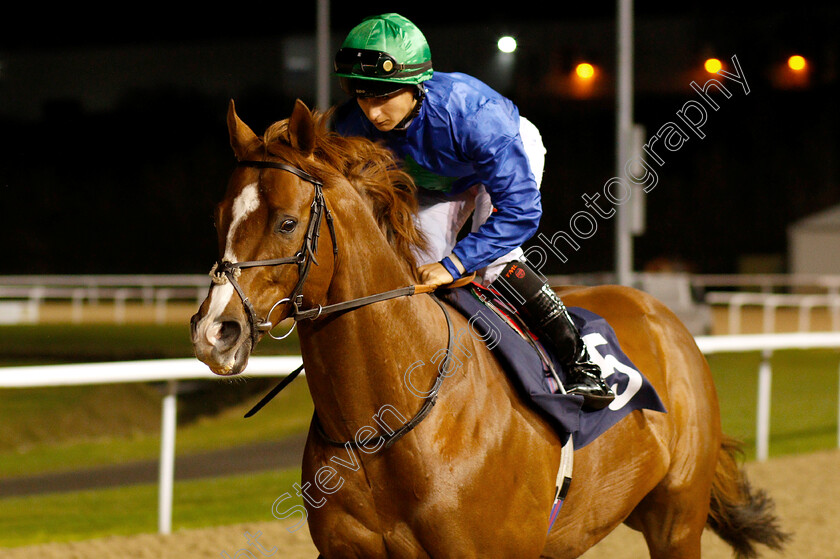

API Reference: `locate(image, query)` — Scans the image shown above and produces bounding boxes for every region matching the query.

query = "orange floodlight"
[788,55,807,71]
[575,62,595,79]
[704,58,722,73]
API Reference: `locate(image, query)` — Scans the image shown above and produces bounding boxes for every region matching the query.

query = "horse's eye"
[276,219,297,234]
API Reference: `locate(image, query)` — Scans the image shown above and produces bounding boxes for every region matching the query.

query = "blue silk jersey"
[334,71,542,276]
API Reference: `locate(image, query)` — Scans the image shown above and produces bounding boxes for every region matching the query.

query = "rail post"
[756,349,773,462]
[158,379,178,535]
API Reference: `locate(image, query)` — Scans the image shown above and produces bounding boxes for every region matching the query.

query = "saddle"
[441,283,667,448]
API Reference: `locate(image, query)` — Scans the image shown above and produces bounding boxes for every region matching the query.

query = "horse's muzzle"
[190,311,253,376]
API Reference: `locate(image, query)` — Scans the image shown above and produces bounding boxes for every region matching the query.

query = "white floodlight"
[497,36,517,54]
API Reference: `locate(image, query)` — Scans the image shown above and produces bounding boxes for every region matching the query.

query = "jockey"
[333,13,614,409]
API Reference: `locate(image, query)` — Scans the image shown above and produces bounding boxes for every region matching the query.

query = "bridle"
[212,159,445,345]
[209,157,454,450]
[210,159,336,346]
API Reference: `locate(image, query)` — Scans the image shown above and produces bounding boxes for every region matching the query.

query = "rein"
[313,292,454,450]
[212,158,456,449]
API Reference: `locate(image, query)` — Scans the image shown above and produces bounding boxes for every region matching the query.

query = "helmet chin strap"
[392,84,425,132]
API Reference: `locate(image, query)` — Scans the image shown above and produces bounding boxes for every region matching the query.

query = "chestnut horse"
[191,100,787,558]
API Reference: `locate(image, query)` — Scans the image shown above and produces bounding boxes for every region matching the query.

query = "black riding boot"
[490,261,615,410]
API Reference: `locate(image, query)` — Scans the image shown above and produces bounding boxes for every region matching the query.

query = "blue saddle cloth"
[443,285,666,448]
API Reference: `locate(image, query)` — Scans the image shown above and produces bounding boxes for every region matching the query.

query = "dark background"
[1,2,837,276]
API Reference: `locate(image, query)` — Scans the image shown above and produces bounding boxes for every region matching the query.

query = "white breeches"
[412,116,546,285]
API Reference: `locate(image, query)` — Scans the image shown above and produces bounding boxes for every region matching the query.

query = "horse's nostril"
[218,320,242,348]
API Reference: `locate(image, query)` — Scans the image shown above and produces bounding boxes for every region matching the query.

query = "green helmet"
[334,13,433,97]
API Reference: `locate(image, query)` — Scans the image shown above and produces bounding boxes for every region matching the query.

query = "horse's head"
[191,99,337,375]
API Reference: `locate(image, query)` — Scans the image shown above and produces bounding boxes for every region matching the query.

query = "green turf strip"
[0,323,308,476]
[0,379,313,477]
[0,468,303,547]
[709,349,840,460]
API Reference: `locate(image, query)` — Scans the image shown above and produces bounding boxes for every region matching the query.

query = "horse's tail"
[706,434,790,558]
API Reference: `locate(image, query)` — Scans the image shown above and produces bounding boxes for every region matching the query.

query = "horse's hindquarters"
[545,285,724,558]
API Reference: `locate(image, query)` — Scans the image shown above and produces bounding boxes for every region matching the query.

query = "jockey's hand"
[417,262,455,288]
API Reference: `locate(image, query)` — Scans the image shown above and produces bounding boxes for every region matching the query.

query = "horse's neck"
[298,217,445,442]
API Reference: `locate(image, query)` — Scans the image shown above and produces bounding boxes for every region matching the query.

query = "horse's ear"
[227,99,261,161]
[288,99,316,155]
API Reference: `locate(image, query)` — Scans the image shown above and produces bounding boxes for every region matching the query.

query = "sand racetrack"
[1,448,837,559]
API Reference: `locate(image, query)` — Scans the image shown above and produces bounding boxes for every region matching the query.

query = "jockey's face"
[356,88,416,132]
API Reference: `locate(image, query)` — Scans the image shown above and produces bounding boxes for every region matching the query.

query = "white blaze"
[224,182,261,261]
[203,183,261,332]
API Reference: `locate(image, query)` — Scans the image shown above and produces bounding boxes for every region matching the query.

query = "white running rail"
[1,332,840,533]
[0,275,208,324]
[0,356,303,535]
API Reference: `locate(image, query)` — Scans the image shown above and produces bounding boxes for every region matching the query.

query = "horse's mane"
[261,109,427,274]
